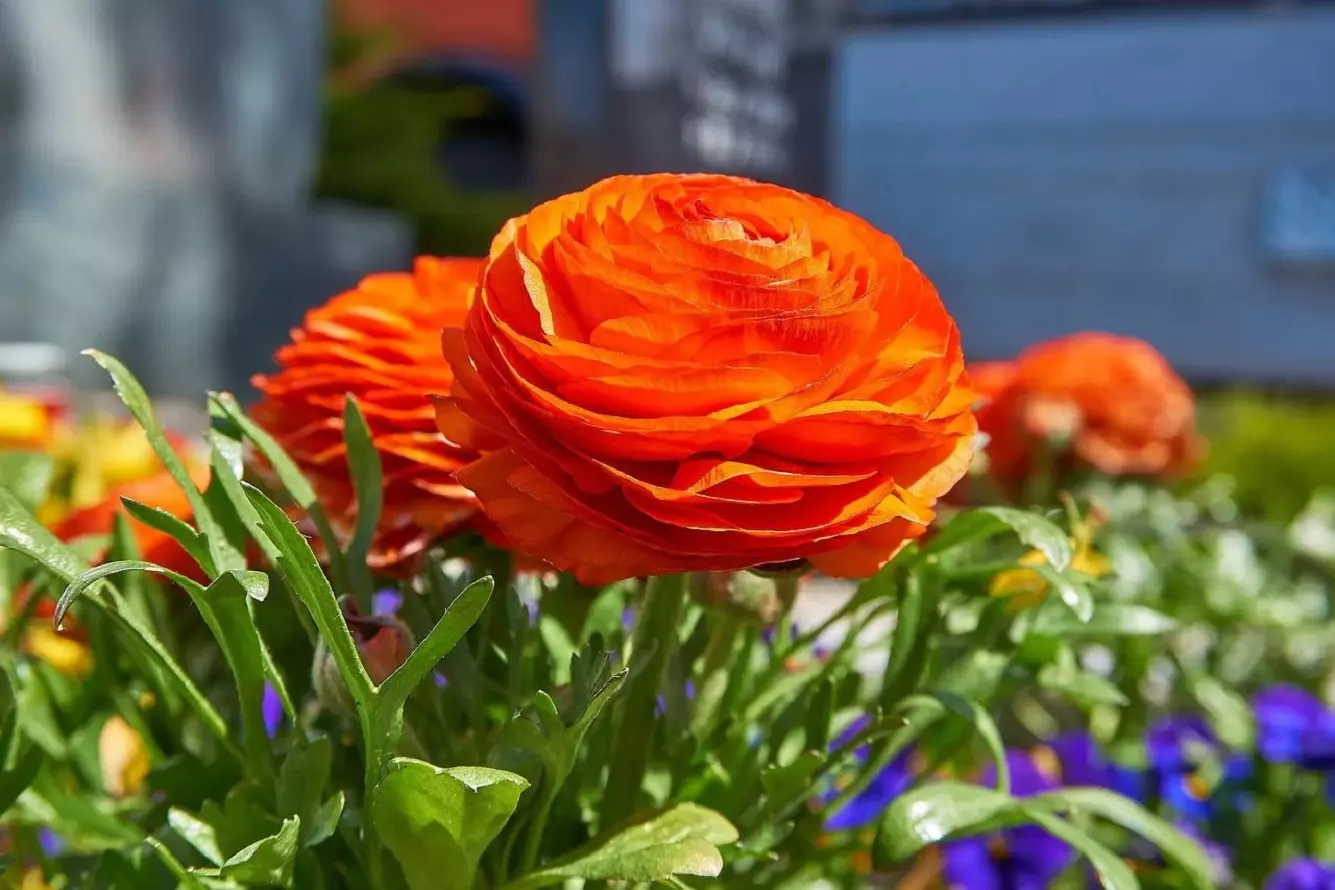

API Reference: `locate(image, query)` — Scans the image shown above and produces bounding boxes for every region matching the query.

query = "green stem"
[602,573,687,828]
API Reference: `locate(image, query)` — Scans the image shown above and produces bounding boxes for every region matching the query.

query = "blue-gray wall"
[836,6,1335,384]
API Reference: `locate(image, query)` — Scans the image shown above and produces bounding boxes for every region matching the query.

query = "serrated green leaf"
[372,759,530,890]
[923,507,1073,571]
[244,483,374,715]
[84,350,240,575]
[505,804,738,889]
[209,392,348,592]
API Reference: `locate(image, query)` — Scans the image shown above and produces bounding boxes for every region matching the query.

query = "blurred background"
[0,0,1333,514]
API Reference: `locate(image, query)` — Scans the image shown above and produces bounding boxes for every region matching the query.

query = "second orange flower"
[252,257,482,570]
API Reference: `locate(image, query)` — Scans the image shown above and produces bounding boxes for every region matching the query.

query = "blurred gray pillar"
[0,0,327,397]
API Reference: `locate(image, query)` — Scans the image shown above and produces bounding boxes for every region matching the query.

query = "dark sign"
[532,0,837,201]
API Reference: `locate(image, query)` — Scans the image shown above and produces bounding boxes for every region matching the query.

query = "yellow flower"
[989,515,1111,611]
[64,418,162,510]
[0,391,52,449]
[99,715,151,798]
[21,625,94,678]
[20,868,53,890]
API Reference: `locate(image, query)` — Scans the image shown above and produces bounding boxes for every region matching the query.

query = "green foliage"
[1197,390,1335,520]
[8,355,1303,888]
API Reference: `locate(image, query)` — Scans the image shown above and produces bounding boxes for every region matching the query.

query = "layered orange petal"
[438,174,977,583]
[252,257,483,571]
[971,332,1202,485]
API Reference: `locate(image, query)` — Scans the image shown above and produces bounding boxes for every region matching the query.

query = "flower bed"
[1,173,1331,889]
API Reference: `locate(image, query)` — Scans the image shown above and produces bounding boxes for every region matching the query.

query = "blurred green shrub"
[1195,391,1335,520]
[314,20,527,257]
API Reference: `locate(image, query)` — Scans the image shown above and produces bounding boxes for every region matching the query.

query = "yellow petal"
[99,715,151,798]
[23,626,94,678]
[21,868,53,890]
[0,393,50,446]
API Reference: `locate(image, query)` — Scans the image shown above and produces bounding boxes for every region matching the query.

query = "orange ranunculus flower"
[973,332,1203,483]
[435,173,977,585]
[251,257,483,570]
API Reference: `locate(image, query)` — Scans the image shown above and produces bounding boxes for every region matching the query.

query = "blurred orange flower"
[252,257,482,571]
[973,333,1202,483]
[436,173,977,584]
[54,459,208,582]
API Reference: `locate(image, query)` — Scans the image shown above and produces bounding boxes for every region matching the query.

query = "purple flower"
[823,748,915,831]
[372,589,403,617]
[821,716,916,831]
[38,828,63,857]
[1265,859,1335,890]
[1040,731,1131,789]
[1147,715,1216,775]
[1255,686,1327,763]
[941,750,1072,890]
[433,671,449,689]
[262,682,284,739]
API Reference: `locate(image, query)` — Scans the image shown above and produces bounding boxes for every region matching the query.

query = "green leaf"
[63,563,273,779]
[880,572,940,710]
[759,750,823,813]
[169,808,226,866]
[505,804,738,889]
[244,484,374,715]
[1037,664,1129,708]
[379,576,494,710]
[1032,564,1094,623]
[923,507,1072,571]
[0,452,54,512]
[1031,604,1177,638]
[1022,808,1139,890]
[372,758,530,890]
[1187,675,1253,749]
[214,816,301,886]
[203,404,283,567]
[195,571,275,783]
[84,350,241,575]
[278,734,335,847]
[209,392,349,591]
[1027,787,1213,890]
[0,742,43,814]
[0,485,87,582]
[878,783,1018,861]
[917,691,1010,795]
[604,574,687,827]
[341,397,383,607]
[305,791,345,849]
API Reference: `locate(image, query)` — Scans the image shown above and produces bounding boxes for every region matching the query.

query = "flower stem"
[602,573,687,829]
